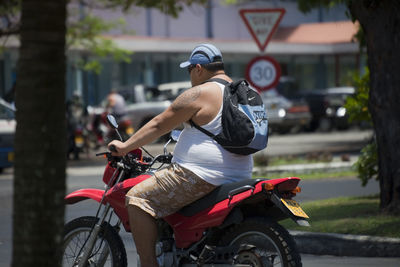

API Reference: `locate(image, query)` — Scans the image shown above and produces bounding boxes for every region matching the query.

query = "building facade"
[0,0,362,106]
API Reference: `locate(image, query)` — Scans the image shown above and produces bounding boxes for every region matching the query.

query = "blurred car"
[124,84,170,131]
[304,87,355,131]
[0,98,16,172]
[260,89,311,134]
[259,77,311,134]
[122,81,192,130]
[157,81,192,100]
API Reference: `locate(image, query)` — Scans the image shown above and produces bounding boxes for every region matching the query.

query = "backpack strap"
[190,120,216,138]
[189,77,230,138]
[203,78,230,86]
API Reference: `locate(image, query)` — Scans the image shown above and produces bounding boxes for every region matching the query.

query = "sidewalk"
[291,231,400,257]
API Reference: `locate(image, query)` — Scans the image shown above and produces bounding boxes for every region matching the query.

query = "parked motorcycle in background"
[63,115,309,267]
[108,114,134,142]
[66,94,89,160]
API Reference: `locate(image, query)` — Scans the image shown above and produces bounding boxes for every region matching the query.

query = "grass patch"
[261,169,358,180]
[254,152,337,167]
[280,195,400,238]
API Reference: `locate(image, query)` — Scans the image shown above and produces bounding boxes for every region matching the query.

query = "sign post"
[240,8,285,91]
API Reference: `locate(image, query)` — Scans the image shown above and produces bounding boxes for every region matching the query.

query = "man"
[106,89,127,122]
[108,44,253,267]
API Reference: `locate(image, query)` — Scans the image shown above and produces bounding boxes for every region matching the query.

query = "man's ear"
[195,64,203,75]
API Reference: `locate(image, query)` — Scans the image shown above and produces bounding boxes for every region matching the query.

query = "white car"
[120,81,191,131]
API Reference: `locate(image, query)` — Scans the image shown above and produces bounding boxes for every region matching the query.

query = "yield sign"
[239,8,285,52]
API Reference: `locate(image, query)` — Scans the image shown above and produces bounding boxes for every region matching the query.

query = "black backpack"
[190,78,268,155]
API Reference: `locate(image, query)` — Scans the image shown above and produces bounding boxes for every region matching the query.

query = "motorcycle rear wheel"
[62,216,127,267]
[220,217,302,267]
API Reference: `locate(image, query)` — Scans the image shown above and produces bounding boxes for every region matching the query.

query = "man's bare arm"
[171,86,201,111]
[109,86,203,155]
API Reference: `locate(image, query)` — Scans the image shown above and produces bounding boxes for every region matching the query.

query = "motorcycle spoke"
[63,229,113,267]
[230,231,284,267]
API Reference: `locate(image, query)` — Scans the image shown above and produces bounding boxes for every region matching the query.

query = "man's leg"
[128,205,158,267]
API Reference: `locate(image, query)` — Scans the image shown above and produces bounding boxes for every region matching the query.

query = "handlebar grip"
[109,145,118,153]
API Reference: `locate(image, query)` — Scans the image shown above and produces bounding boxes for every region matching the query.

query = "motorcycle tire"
[219,217,302,267]
[62,216,127,267]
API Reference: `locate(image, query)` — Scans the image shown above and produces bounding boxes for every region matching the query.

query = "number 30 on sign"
[245,55,281,92]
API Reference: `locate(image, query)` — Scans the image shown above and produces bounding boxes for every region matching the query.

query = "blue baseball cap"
[179,44,223,68]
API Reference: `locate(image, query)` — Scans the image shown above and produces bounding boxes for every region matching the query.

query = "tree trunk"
[12,0,67,266]
[349,1,400,214]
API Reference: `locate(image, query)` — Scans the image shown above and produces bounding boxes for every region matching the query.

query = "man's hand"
[108,140,128,156]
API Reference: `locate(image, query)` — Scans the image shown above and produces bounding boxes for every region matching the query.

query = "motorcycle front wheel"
[220,217,302,267]
[62,216,127,267]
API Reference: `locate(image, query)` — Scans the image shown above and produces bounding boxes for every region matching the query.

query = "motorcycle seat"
[178,178,266,217]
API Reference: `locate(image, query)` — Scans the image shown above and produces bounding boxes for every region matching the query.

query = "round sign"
[245,55,281,91]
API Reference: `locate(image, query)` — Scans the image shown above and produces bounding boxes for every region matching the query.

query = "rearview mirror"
[107,114,118,129]
[171,130,182,142]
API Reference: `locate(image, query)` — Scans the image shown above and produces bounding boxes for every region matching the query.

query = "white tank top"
[172,82,253,186]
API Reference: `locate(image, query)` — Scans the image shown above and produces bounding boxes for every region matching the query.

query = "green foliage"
[0,0,20,36]
[354,140,378,186]
[296,0,346,13]
[0,0,19,17]
[344,68,371,124]
[95,0,207,17]
[65,0,208,73]
[67,12,132,73]
[344,68,378,186]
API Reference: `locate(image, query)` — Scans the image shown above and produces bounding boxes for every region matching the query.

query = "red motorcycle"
[63,115,309,267]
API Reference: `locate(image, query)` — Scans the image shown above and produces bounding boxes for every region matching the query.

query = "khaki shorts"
[125,163,217,218]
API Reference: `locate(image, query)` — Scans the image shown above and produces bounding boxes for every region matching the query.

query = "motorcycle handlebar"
[109,145,117,153]
[155,154,173,164]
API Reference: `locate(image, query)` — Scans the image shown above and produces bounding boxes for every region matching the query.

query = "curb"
[290,230,400,257]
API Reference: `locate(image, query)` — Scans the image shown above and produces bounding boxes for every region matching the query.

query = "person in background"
[106,89,127,123]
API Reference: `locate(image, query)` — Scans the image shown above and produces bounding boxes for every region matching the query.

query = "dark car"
[304,87,355,131]
[0,98,16,172]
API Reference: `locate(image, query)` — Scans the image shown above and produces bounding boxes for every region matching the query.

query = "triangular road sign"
[240,8,286,52]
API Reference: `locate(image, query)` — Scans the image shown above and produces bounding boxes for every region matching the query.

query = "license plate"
[281,199,309,218]
[75,136,84,146]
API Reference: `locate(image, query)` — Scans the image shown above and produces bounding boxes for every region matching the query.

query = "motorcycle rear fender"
[268,191,310,227]
[65,189,105,204]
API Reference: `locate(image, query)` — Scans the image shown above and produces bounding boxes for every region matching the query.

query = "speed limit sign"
[245,55,281,91]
